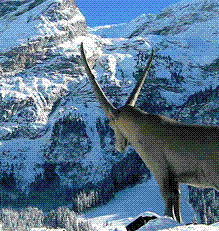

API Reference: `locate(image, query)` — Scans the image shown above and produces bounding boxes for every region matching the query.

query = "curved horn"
[125,49,154,106]
[80,42,117,119]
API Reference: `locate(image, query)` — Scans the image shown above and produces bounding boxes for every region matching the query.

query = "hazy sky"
[76,0,181,27]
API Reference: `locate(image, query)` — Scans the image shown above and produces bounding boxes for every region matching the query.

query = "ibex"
[80,42,219,223]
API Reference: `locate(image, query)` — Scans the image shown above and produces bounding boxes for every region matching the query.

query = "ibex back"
[80,42,219,223]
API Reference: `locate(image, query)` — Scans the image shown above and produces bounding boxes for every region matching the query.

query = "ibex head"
[80,42,154,153]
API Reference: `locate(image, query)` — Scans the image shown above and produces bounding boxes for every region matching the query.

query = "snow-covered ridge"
[89,0,219,39]
[0,0,86,51]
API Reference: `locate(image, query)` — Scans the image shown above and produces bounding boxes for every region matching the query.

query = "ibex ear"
[110,121,129,153]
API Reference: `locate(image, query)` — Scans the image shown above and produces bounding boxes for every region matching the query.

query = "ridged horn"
[125,49,154,106]
[80,42,117,119]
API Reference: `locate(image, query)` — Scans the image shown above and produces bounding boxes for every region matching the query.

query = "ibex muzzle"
[80,42,219,223]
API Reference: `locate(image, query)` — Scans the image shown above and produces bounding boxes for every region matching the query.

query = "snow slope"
[82,177,218,231]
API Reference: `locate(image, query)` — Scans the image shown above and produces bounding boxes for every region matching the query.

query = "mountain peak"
[0,0,86,51]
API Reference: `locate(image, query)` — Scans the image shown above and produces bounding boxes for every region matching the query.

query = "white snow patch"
[83,176,199,230]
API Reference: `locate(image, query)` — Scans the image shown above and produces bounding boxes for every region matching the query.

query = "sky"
[76,0,181,27]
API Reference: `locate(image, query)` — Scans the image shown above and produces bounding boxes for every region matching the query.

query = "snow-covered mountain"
[0,0,219,228]
[0,0,148,213]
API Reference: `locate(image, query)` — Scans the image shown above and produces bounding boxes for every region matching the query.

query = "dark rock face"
[0,0,31,18]
[46,113,92,162]
[188,186,219,224]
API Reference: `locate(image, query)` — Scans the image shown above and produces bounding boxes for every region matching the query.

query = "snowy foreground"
[30,221,219,231]
[81,177,219,231]
[28,177,219,230]
[83,215,219,231]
